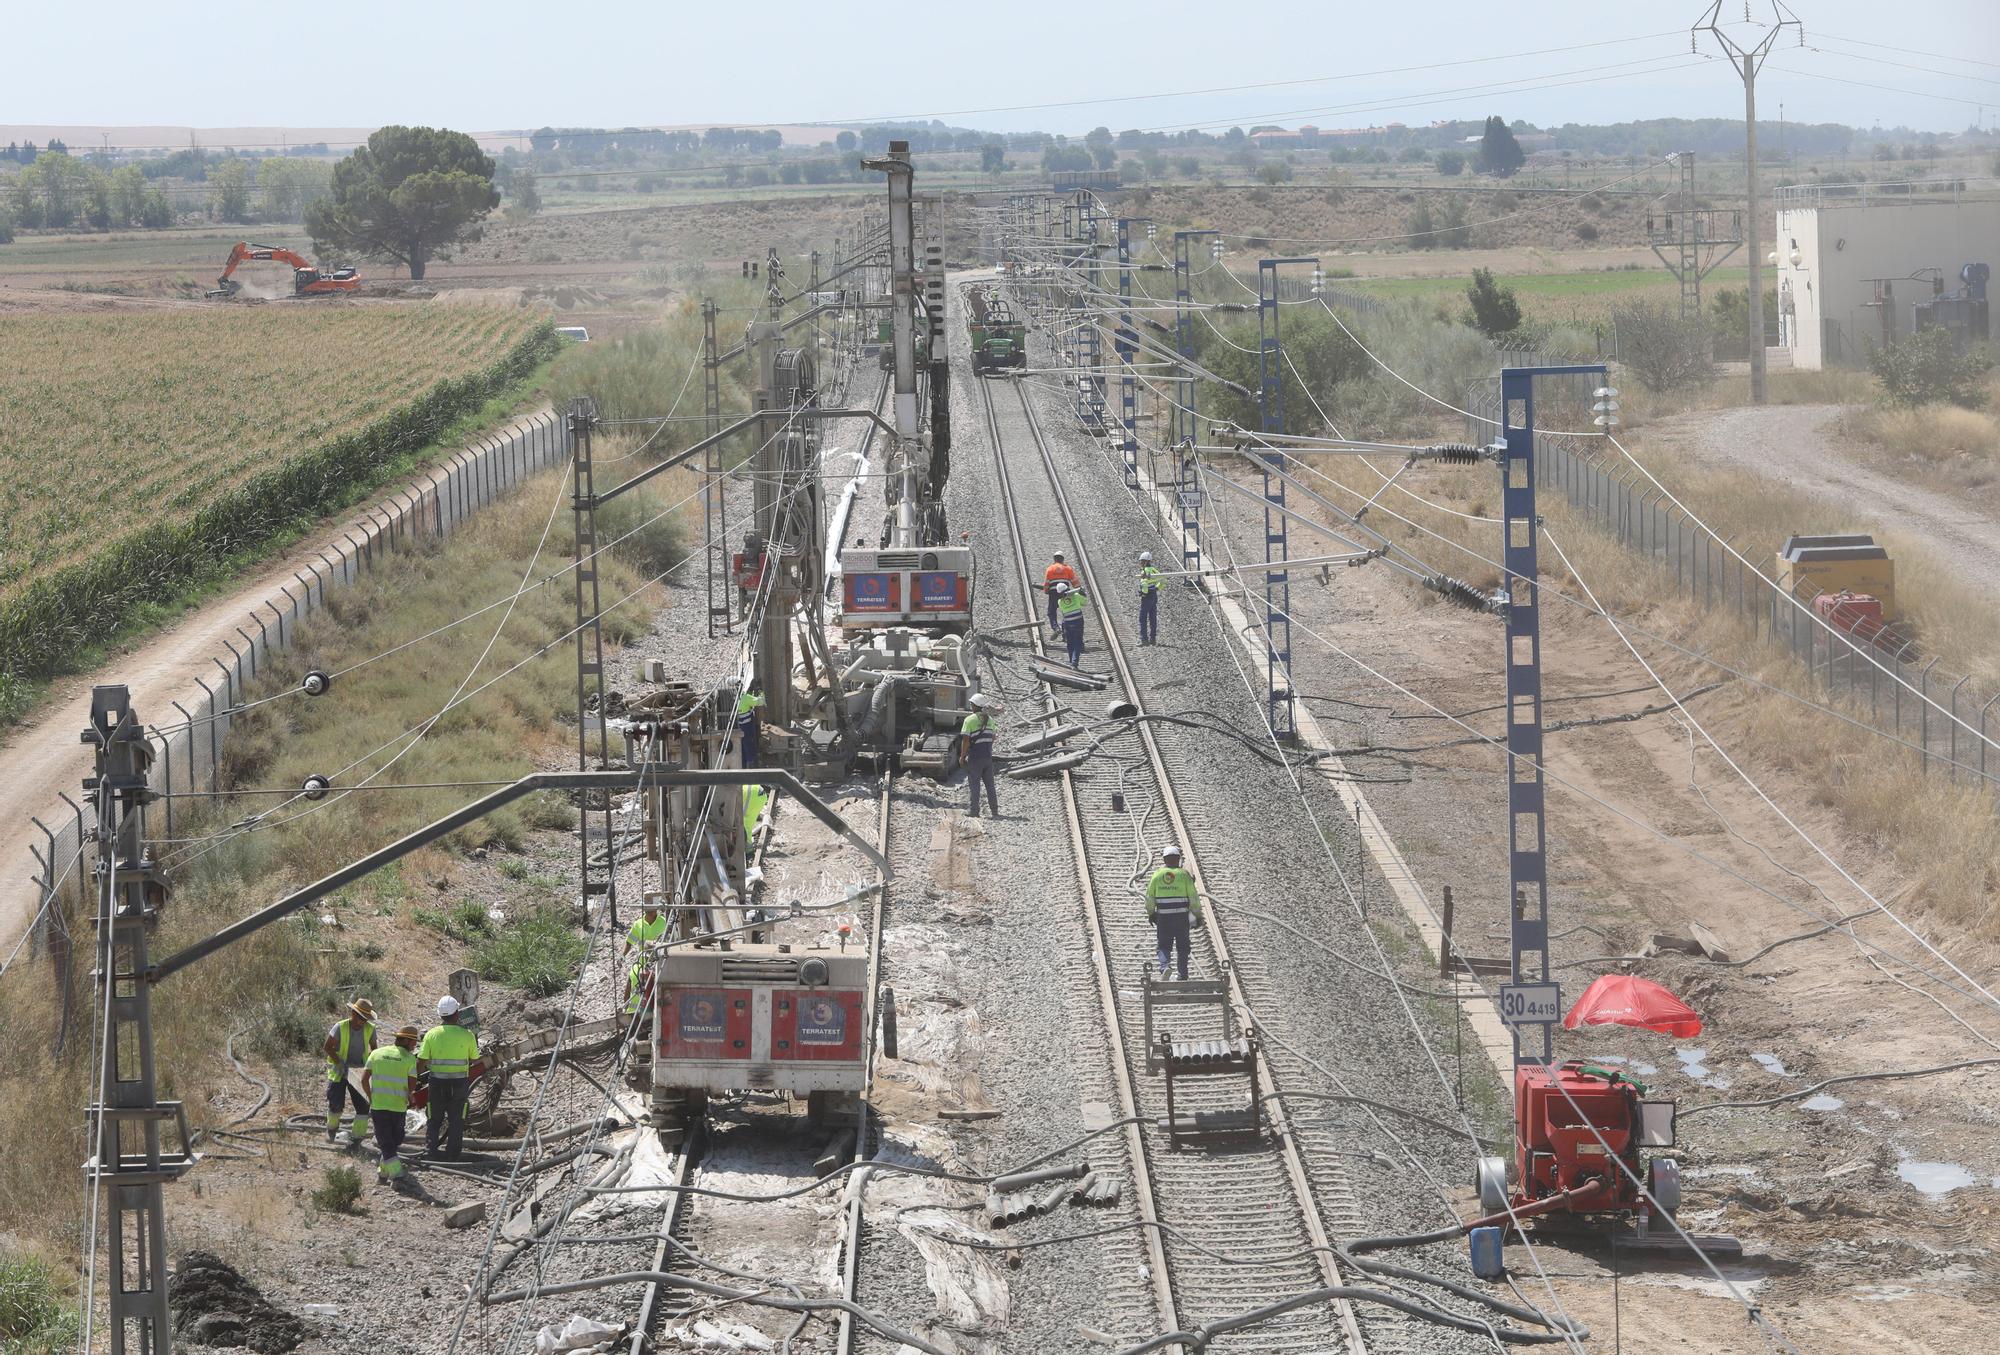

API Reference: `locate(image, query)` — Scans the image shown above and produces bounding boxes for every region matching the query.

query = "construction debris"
[168,1251,306,1354]
[443,1200,488,1229]
[1071,1171,1121,1206]
[533,1314,626,1353]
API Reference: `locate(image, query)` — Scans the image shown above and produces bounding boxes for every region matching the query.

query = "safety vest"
[743,783,771,838]
[736,691,765,718]
[1044,563,1078,589]
[628,912,668,949]
[418,1023,479,1081]
[326,1019,374,1082]
[1145,867,1199,918]
[365,1045,418,1113]
[1139,566,1161,596]
[1057,590,1087,620]
[626,964,646,1015]
[961,712,996,760]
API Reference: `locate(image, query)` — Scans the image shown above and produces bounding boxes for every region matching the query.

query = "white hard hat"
[437,995,461,1018]
[968,693,989,708]
[1162,845,1183,861]
[1140,551,1153,562]
[1054,581,1071,595]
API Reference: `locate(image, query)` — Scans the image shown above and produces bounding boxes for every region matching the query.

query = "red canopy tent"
[1562,974,1703,1039]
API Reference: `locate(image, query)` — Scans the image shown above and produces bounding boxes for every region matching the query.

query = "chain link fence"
[1461,380,2000,793]
[20,412,565,1041]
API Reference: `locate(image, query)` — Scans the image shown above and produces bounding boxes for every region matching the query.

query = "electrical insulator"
[1210,239,1225,261]
[1310,266,1325,296]
[302,669,332,697]
[1146,222,1157,242]
[1430,443,1480,465]
[301,774,332,801]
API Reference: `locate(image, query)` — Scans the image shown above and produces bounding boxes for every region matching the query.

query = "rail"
[979,373,1369,1354]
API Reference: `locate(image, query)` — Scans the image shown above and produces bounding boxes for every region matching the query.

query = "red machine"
[209,241,360,298]
[651,942,871,1141]
[1814,590,1893,647]
[1479,1061,1680,1223]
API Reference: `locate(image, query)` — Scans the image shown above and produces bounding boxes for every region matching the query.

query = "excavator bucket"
[205,278,242,300]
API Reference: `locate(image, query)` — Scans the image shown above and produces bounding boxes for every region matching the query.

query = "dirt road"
[0,409,552,954]
[1645,402,2000,598]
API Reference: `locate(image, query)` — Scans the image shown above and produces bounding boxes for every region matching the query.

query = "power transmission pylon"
[1647,152,1743,320]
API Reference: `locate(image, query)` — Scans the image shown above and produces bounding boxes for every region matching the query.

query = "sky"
[10,0,1997,140]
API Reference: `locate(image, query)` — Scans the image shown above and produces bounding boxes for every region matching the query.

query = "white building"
[1771,186,2000,370]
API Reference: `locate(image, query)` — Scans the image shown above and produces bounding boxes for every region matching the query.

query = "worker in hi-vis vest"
[1053,581,1090,668]
[361,1025,420,1181]
[1137,550,1162,645]
[1144,846,1203,981]
[1041,552,1079,633]
[735,679,767,767]
[959,693,1000,819]
[417,996,479,1161]
[625,895,668,1015]
[321,997,375,1142]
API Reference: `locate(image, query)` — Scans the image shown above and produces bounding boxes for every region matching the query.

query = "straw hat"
[348,998,376,1021]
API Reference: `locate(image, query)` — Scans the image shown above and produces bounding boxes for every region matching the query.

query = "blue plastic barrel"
[1468,1225,1505,1280]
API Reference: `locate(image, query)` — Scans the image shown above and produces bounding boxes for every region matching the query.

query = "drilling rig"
[802,142,979,779]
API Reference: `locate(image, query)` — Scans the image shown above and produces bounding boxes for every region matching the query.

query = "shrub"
[1435,150,1466,176]
[596,489,688,579]
[310,1165,364,1214]
[0,1250,78,1353]
[473,906,586,997]
[1612,299,1716,394]
[1575,221,1600,242]
[1869,327,1994,409]
[413,899,493,942]
[1464,269,1522,337]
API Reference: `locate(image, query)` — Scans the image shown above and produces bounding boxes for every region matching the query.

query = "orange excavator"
[208,242,361,299]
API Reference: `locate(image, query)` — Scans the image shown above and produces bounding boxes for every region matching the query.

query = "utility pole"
[82,686,193,1355]
[1696,0,1803,405]
[568,401,620,926]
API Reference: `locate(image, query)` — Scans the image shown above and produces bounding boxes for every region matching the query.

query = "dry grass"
[1537,494,2000,937]
[1838,375,2000,494]
[0,460,684,1258]
[1257,437,2000,939]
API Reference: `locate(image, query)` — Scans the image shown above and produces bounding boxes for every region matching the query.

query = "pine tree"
[1475,117,1525,178]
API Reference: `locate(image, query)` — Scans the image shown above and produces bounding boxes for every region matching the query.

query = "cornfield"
[0,304,559,688]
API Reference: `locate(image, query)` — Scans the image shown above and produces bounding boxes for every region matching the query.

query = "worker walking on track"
[959,693,1000,819]
[735,679,766,767]
[1137,550,1162,645]
[1042,552,1079,633]
[1054,581,1090,667]
[417,996,479,1162]
[1145,847,1202,981]
[321,998,375,1142]
[625,895,668,1015]
[361,1025,420,1182]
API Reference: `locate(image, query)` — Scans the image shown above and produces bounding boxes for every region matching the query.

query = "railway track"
[973,373,1375,1355]
[834,774,894,1355]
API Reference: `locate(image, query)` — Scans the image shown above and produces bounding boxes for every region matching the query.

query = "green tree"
[258,157,333,221]
[1435,150,1466,176]
[211,159,252,223]
[139,189,173,229]
[1475,116,1525,178]
[0,205,13,244]
[1091,145,1117,171]
[1463,269,1522,336]
[1257,161,1292,185]
[836,130,858,153]
[506,172,542,218]
[109,164,147,227]
[980,143,1006,175]
[305,126,498,280]
[1869,327,1994,408]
